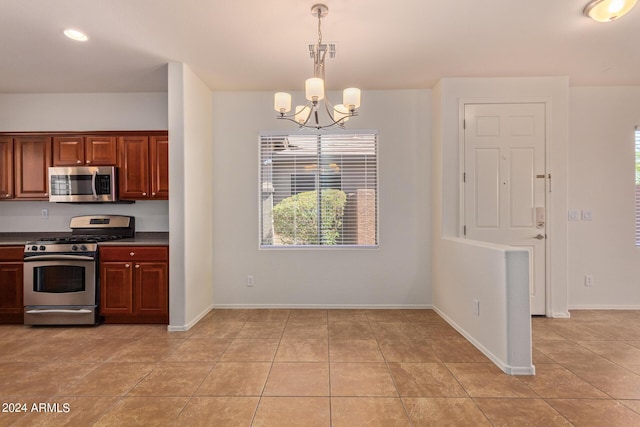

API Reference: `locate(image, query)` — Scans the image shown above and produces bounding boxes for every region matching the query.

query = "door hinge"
[463,172,466,183]
[463,119,466,129]
[463,225,467,236]
[548,173,551,193]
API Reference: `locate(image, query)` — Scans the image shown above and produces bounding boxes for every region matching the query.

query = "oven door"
[23,255,96,307]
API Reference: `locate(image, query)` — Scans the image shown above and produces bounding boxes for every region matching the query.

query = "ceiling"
[1,0,639,93]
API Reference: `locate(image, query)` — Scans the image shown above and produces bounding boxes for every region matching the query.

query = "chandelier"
[273,4,361,129]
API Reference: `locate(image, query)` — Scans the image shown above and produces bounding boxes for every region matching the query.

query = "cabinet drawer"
[0,246,24,261]
[100,246,168,262]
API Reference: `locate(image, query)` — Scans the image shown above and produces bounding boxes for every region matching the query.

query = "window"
[260,132,378,247]
[636,127,640,246]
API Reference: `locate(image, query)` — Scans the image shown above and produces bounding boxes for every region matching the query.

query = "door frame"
[458,98,553,317]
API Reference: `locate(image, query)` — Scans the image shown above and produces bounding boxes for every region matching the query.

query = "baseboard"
[568,305,640,310]
[433,307,535,376]
[551,311,571,318]
[212,304,434,309]
[167,304,214,332]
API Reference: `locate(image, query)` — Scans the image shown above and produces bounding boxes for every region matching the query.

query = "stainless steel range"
[23,215,135,325]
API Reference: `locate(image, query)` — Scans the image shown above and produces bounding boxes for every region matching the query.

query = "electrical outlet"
[41,208,48,219]
[247,275,254,287]
[584,275,594,287]
[473,299,480,316]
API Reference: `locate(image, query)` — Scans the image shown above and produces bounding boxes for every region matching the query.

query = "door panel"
[464,103,547,315]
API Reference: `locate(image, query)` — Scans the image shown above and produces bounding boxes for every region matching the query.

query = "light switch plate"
[581,210,593,221]
[568,210,580,221]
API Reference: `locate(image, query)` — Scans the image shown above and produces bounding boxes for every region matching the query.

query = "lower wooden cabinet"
[0,246,24,324]
[99,245,168,324]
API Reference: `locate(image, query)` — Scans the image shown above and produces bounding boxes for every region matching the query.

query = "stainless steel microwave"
[48,166,117,202]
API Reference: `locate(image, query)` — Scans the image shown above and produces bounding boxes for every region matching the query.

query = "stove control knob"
[39,246,46,251]
[72,245,78,251]
[80,245,87,251]
[31,245,38,251]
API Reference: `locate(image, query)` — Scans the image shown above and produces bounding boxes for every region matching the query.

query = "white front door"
[463,103,547,315]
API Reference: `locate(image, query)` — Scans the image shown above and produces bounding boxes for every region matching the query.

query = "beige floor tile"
[517,363,608,398]
[328,321,374,339]
[534,340,610,364]
[173,396,259,427]
[220,338,279,362]
[446,363,537,398]
[331,397,411,426]
[547,398,640,426]
[55,338,138,363]
[532,349,555,364]
[253,397,330,427]
[210,309,254,322]
[275,338,328,362]
[58,362,154,397]
[364,309,410,323]
[288,309,328,324]
[562,361,640,399]
[327,309,369,322]
[190,321,245,339]
[263,362,330,396]
[93,396,188,426]
[578,340,640,366]
[163,338,231,362]
[2,362,98,396]
[127,362,213,396]
[106,338,183,363]
[474,398,572,426]
[429,338,490,362]
[378,339,441,363]
[414,323,463,340]
[329,339,384,362]
[370,322,423,340]
[403,397,491,426]
[282,323,329,339]
[237,321,285,339]
[388,363,468,397]
[401,309,444,323]
[330,362,398,396]
[247,309,291,322]
[195,362,271,396]
[8,396,120,427]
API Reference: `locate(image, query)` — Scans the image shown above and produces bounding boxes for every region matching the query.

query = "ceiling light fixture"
[583,0,638,21]
[274,4,361,129]
[63,28,88,42]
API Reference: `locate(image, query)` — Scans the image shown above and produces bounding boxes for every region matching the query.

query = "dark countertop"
[0,232,169,246]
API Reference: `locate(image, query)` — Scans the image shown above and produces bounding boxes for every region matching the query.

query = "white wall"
[568,87,640,308]
[167,63,214,329]
[0,92,169,232]
[211,90,431,307]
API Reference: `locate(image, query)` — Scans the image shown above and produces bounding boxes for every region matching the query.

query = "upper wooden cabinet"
[118,134,168,200]
[14,136,52,200]
[53,135,117,166]
[0,137,14,199]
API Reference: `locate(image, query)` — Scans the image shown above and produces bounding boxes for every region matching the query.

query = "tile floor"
[2,309,640,425]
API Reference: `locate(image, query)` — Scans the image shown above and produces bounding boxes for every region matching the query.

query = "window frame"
[259,129,379,250]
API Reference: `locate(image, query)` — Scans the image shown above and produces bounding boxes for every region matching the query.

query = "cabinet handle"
[44,193,48,196]
[125,264,130,268]
[152,192,156,196]
[5,194,10,198]
[142,192,147,196]
[129,252,135,257]
[86,160,91,164]
[76,160,82,164]
[135,264,140,269]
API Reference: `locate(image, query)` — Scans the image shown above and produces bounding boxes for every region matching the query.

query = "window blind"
[635,127,640,246]
[260,132,378,247]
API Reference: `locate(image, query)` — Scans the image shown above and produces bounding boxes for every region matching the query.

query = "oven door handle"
[26,309,93,314]
[91,170,98,200]
[24,255,95,262]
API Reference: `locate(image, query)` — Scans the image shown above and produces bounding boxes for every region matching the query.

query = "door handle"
[534,234,545,240]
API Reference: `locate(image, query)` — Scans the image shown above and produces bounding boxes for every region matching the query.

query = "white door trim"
[458,97,553,317]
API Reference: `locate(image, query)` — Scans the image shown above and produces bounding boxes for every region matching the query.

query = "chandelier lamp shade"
[274,4,361,129]
[583,0,638,21]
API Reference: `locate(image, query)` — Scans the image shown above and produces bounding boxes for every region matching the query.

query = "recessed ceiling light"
[583,0,638,22]
[63,28,88,42]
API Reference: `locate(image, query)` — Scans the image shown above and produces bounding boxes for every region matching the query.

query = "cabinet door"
[118,136,149,199]
[150,136,169,199]
[86,136,117,165]
[0,262,23,324]
[135,262,168,316]
[100,262,134,315]
[0,137,14,199]
[53,136,84,166]
[14,136,52,199]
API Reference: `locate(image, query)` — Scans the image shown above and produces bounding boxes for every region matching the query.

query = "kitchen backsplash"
[0,200,168,232]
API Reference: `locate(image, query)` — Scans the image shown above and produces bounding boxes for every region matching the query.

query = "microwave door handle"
[91,170,98,200]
